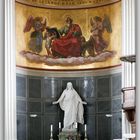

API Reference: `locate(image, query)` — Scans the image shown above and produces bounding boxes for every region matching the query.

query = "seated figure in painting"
[51,17,83,58]
[53,82,87,131]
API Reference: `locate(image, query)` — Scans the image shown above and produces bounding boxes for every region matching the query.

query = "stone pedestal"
[58,130,81,140]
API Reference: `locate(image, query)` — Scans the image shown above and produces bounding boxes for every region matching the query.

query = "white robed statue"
[53,82,87,130]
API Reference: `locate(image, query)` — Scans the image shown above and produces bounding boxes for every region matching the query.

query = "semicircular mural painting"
[16,0,121,70]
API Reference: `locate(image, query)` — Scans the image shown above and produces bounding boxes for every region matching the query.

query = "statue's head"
[66,82,73,90]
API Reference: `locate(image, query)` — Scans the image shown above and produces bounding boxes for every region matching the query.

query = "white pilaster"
[122,0,135,88]
[4,0,17,140]
[0,0,4,139]
[136,0,140,140]
[122,0,135,139]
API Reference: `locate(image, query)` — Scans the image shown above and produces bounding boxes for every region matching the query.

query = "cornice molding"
[16,0,121,9]
[16,65,122,77]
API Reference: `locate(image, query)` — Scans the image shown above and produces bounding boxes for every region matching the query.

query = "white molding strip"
[122,0,135,139]
[16,66,122,77]
[136,0,140,139]
[0,0,4,139]
[4,0,17,139]
[122,0,135,56]
[122,0,135,88]
[16,0,120,10]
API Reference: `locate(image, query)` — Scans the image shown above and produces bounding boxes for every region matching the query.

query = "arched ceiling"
[16,0,120,9]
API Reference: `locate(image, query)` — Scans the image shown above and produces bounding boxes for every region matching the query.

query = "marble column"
[4,0,17,140]
[122,0,135,139]
[0,0,4,139]
[136,0,140,140]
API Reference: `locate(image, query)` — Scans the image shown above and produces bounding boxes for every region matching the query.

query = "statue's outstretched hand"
[52,101,58,105]
[82,101,87,105]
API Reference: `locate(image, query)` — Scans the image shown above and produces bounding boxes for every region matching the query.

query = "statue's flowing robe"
[58,89,84,129]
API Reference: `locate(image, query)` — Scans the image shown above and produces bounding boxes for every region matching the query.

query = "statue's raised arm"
[52,91,65,105]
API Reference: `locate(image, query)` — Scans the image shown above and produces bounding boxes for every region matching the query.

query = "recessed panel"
[97,114,111,140]
[43,79,60,98]
[96,77,110,98]
[16,76,26,97]
[112,112,122,139]
[79,78,95,98]
[17,114,27,140]
[28,115,42,140]
[28,78,41,98]
[28,102,42,113]
[97,100,111,113]
[112,74,122,96]
[17,100,27,113]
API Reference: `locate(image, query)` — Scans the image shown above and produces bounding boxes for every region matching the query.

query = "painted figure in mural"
[44,27,60,56]
[51,17,83,58]
[81,35,96,57]
[23,16,46,53]
[81,15,112,56]
[53,82,87,130]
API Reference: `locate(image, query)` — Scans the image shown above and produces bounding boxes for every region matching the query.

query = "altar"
[58,130,81,140]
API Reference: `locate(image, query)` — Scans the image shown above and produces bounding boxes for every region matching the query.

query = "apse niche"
[16,0,122,140]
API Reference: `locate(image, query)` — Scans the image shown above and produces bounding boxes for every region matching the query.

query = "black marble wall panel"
[28,101,42,113]
[86,115,96,140]
[97,100,111,113]
[17,114,27,140]
[112,99,122,112]
[97,114,111,140]
[79,115,96,140]
[96,77,110,98]
[43,79,61,99]
[44,101,59,114]
[17,100,27,113]
[16,72,122,140]
[84,98,96,115]
[111,74,122,96]
[79,78,95,98]
[28,78,41,98]
[44,115,60,140]
[28,115,42,140]
[112,112,122,139]
[16,76,26,97]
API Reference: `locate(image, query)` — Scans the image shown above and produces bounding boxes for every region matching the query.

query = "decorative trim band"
[16,64,121,72]
[16,0,121,9]
[16,65,122,77]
